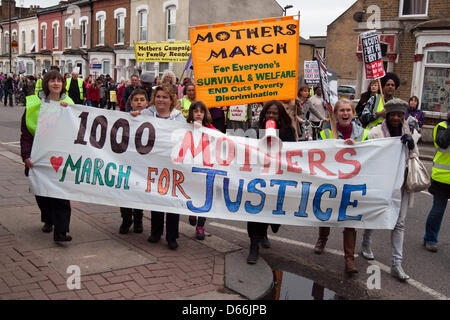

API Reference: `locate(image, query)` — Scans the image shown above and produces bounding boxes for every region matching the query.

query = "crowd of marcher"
[17,66,449,283]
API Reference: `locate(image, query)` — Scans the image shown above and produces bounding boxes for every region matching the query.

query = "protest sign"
[134,41,191,63]
[228,105,247,121]
[304,60,320,85]
[29,102,406,229]
[360,30,386,80]
[314,49,332,112]
[189,16,299,108]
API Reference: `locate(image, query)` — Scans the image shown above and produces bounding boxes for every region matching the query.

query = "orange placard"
[189,16,299,108]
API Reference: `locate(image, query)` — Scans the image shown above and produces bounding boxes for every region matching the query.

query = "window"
[67,62,73,74]
[158,62,169,78]
[138,10,147,41]
[116,14,125,44]
[44,60,51,71]
[77,63,83,76]
[103,60,110,75]
[12,32,17,54]
[5,33,10,53]
[98,17,105,45]
[400,0,428,16]
[26,62,33,75]
[30,30,35,52]
[166,6,176,40]
[41,26,46,49]
[66,26,72,48]
[420,51,450,114]
[81,20,87,47]
[22,31,26,53]
[53,24,58,49]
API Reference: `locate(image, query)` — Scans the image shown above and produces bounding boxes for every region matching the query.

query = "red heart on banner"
[50,156,63,173]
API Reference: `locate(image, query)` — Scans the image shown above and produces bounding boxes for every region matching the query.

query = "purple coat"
[405,107,425,128]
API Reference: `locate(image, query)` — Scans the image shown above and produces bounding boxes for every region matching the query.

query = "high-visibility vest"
[65,77,84,100]
[34,78,42,96]
[319,124,368,141]
[25,94,74,136]
[432,121,450,184]
[180,97,192,119]
[367,94,384,129]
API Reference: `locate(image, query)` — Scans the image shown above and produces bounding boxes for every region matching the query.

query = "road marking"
[1,141,20,147]
[209,222,449,300]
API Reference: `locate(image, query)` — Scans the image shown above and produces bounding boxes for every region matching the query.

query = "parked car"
[338,85,356,100]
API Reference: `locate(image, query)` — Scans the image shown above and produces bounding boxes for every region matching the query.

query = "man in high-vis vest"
[360,72,400,129]
[34,76,43,96]
[66,70,85,105]
[423,110,450,252]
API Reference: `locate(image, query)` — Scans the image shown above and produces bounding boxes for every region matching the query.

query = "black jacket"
[121,85,141,107]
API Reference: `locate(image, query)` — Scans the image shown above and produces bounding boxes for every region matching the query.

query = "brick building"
[325,0,449,141]
[325,1,364,87]
[89,0,131,80]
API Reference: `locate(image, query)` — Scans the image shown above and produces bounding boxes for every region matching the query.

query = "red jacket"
[117,84,126,109]
[88,85,100,102]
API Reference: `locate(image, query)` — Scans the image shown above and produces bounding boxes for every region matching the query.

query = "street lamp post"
[283,5,293,16]
[9,0,12,74]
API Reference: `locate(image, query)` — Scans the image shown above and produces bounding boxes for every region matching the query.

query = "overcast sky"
[17,0,357,38]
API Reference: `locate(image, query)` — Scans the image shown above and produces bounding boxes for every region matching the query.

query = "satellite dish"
[353,12,364,22]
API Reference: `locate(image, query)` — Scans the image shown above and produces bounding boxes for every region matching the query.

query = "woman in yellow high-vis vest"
[423,111,450,252]
[20,70,74,242]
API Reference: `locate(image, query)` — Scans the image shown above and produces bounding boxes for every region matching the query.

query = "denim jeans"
[0,87,4,101]
[424,194,448,244]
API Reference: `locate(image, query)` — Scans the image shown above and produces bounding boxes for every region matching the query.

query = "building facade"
[0,0,285,81]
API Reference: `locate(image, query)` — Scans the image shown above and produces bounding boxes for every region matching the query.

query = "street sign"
[90,63,102,69]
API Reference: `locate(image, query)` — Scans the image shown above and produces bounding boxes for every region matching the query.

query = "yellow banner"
[134,41,191,63]
[189,16,299,108]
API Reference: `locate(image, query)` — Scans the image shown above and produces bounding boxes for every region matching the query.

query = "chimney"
[2,0,16,19]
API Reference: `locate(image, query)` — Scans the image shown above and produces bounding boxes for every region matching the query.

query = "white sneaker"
[361,244,375,260]
[391,265,410,282]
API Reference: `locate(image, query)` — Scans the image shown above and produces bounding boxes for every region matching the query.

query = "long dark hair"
[186,101,212,127]
[258,100,295,140]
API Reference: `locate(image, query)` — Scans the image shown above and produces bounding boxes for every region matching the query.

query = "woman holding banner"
[360,98,417,282]
[313,99,368,274]
[247,100,297,264]
[131,84,185,250]
[20,70,74,242]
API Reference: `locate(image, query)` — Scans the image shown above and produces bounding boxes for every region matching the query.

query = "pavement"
[0,142,275,300]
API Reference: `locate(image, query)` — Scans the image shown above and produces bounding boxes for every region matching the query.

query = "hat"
[140,72,154,84]
[380,72,400,89]
[384,98,408,115]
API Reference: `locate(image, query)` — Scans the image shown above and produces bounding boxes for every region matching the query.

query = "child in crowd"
[119,89,149,234]
[186,101,215,240]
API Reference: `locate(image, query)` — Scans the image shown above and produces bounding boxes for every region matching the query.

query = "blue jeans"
[0,87,4,101]
[424,194,448,244]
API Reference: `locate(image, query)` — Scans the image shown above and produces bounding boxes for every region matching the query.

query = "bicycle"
[299,119,324,141]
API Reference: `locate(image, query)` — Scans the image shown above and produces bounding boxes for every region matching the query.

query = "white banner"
[30,102,406,229]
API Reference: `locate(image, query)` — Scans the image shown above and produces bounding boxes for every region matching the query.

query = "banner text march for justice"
[190,17,299,107]
[30,103,404,229]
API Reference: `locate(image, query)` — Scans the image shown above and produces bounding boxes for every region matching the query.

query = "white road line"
[209,222,449,300]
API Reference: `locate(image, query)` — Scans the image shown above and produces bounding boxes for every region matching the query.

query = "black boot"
[54,232,72,242]
[119,212,133,234]
[247,237,260,264]
[133,211,143,233]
